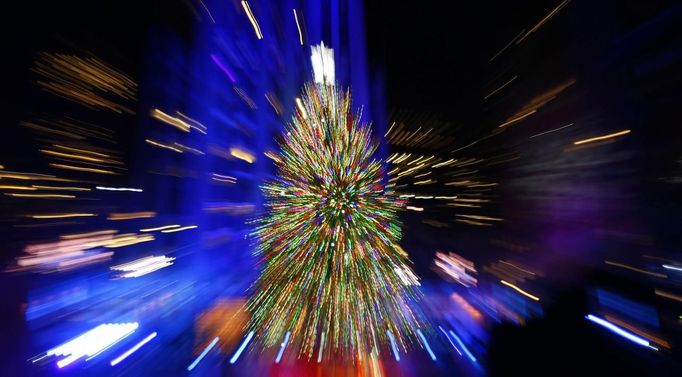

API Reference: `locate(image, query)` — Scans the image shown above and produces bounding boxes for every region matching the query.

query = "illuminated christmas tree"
[246,43,423,361]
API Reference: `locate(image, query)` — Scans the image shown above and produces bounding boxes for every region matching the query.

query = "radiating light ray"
[293,9,304,45]
[161,225,198,233]
[448,330,476,362]
[31,213,96,219]
[387,330,400,362]
[586,314,658,350]
[96,186,143,192]
[275,331,291,364]
[529,122,574,138]
[45,323,138,368]
[187,337,219,371]
[573,129,630,145]
[416,329,436,361]
[500,280,540,301]
[111,256,175,278]
[140,225,181,232]
[110,332,157,366]
[241,1,263,39]
[229,331,254,364]
[484,76,517,100]
[210,54,237,83]
[438,326,461,355]
[317,331,325,363]
[663,264,682,272]
[5,193,75,199]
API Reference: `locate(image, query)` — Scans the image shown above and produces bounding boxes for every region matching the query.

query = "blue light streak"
[229,331,254,364]
[438,325,462,355]
[275,331,290,364]
[449,330,477,363]
[416,329,437,361]
[187,337,219,371]
[586,314,658,350]
[110,332,157,366]
[386,329,400,362]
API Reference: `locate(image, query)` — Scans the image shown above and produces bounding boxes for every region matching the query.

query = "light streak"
[108,212,156,220]
[110,332,157,366]
[448,330,477,362]
[438,326,461,355]
[655,289,682,303]
[663,264,682,272]
[210,54,237,83]
[293,9,303,45]
[230,148,255,163]
[197,0,215,23]
[586,314,658,350]
[311,42,335,85]
[45,323,138,368]
[96,186,143,192]
[416,329,436,361]
[50,163,117,175]
[484,76,517,100]
[53,145,110,157]
[140,225,180,232]
[605,261,667,278]
[61,230,117,239]
[5,193,75,199]
[386,330,400,361]
[275,331,290,363]
[317,331,325,363]
[573,129,630,145]
[187,337,219,371]
[498,109,537,128]
[111,256,175,278]
[529,122,574,138]
[500,280,540,301]
[241,1,263,39]
[0,185,37,190]
[229,331,254,364]
[32,185,90,191]
[145,139,183,153]
[161,225,198,233]
[516,0,571,44]
[31,213,96,219]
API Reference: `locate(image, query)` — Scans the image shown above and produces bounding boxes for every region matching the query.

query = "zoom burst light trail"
[247,80,423,360]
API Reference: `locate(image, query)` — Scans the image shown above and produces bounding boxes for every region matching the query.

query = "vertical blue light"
[275,331,290,364]
[386,329,400,362]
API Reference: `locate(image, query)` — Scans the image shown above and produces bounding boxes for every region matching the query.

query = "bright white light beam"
[110,332,157,366]
[96,186,143,192]
[663,264,682,272]
[47,322,139,368]
[586,314,658,350]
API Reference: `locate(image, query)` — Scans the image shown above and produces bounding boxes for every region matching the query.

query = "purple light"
[210,54,236,83]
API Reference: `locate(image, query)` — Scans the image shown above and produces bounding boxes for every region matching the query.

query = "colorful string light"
[246,82,423,360]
